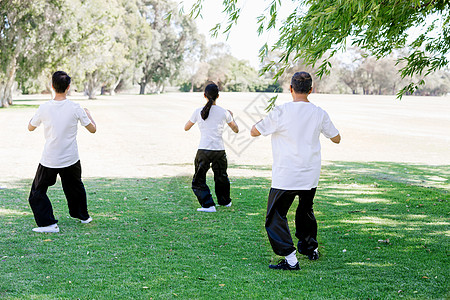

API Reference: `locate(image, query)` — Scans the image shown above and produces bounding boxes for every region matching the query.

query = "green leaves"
[209,0,450,100]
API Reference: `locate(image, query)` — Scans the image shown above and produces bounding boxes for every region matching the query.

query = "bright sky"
[179,1,446,70]
[180,0,298,68]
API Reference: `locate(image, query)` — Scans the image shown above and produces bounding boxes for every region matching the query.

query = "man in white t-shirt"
[28,71,97,233]
[251,71,341,270]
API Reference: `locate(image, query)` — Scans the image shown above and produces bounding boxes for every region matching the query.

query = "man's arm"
[250,125,261,137]
[330,133,341,144]
[184,121,195,131]
[84,108,97,133]
[28,122,37,131]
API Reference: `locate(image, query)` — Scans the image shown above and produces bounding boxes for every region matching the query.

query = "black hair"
[201,83,219,120]
[52,71,71,93]
[291,71,312,94]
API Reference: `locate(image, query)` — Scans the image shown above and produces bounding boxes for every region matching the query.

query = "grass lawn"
[1,162,448,299]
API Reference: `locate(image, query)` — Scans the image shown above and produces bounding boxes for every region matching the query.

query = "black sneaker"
[269,259,300,270]
[307,248,319,260]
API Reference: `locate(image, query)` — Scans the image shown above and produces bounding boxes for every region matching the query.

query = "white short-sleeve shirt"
[190,105,233,150]
[255,101,339,190]
[30,99,91,168]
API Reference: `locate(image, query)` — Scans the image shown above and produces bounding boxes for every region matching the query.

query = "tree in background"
[189,0,450,105]
[0,0,68,107]
[0,0,152,104]
[179,42,282,93]
[63,0,150,99]
[2,0,449,108]
[137,0,200,94]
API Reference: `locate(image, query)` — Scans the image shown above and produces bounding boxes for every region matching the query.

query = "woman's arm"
[227,110,239,133]
[227,121,239,133]
[185,120,195,131]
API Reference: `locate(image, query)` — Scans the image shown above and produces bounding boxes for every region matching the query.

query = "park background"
[1,0,449,299]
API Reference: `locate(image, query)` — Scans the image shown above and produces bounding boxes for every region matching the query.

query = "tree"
[0,0,67,107]
[188,0,449,103]
[62,0,146,99]
[137,0,200,94]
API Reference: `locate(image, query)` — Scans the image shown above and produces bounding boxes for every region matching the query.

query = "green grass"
[0,104,40,109]
[0,162,448,299]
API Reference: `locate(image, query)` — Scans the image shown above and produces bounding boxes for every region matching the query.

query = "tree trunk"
[0,83,8,108]
[139,82,146,94]
[110,75,122,95]
[85,71,99,99]
[157,82,164,94]
[2,45,20,107]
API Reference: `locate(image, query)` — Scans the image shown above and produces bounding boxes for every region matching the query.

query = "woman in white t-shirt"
[185,83,239,212]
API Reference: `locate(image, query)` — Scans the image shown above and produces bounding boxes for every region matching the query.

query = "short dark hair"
[52,71,71,93]
[291,72,312,94]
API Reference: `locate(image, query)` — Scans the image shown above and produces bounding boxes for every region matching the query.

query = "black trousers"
[265,187,318,257]
[28,160,90,227]
[192,149,231,208]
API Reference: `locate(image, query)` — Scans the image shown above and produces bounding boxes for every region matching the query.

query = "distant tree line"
[1,0,449,108]
[1,0,199,107]
[267,48,450,96]
[178,42,282,93]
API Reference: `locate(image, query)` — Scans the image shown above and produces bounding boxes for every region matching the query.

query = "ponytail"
[201,83,219,120]
[201,98,214,120]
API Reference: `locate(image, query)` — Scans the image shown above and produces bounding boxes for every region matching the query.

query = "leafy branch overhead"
[189,0,450,103]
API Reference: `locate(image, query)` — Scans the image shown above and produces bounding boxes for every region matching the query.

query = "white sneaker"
[81,217,93,224]
[224,202,232,207]
[32,224,59,233]
[197,206,216,212]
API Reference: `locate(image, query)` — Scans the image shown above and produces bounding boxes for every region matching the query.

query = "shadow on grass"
[0,162,448,299]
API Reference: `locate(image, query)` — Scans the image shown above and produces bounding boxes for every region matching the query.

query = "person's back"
[251,71,340,270]
[27,71,96,233]
[268,101,337,189]
[36,99,90,168]
[185,83,239,212]
[193,105,231,150]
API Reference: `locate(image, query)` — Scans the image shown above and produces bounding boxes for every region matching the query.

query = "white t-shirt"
[190,105,233,150]
[30,99,92,168]
[255,101,339,190]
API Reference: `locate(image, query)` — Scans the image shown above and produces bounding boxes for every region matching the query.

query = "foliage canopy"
[189,0,450,100]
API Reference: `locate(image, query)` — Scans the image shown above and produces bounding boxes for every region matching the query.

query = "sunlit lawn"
[1,162,448,299]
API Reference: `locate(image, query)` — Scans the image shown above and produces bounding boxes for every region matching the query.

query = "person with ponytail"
[185,83,239,212]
